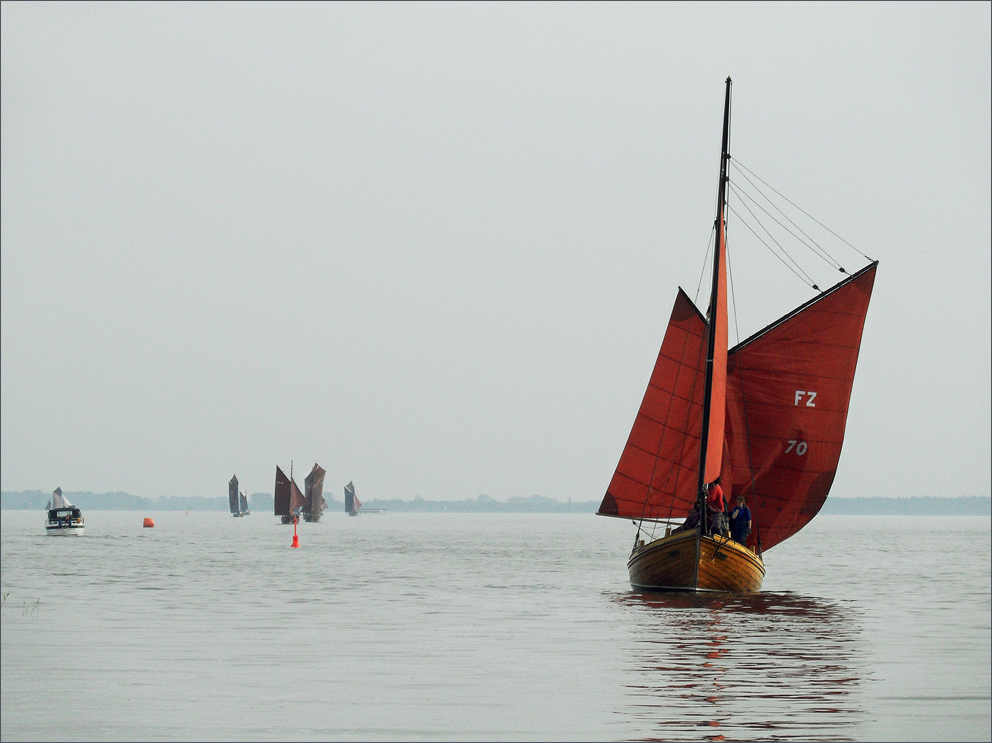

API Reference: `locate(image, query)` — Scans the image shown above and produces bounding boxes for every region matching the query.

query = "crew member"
[706,477,728,537]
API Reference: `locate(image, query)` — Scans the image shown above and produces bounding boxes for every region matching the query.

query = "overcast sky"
[2,2,989,503]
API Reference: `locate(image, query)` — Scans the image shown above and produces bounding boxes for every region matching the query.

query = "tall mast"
[696,77,732,496]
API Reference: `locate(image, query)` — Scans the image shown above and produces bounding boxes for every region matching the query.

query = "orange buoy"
[143,517,154,528]
[291,518,300,548]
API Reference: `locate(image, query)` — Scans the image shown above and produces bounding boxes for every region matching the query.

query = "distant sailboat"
[344,481,360,516]
[229,475,248,517]
[274,464,307,524]
[45,487,85,535]
[597,78,877,593]
[302,463,327,523]
[344,481,385,515]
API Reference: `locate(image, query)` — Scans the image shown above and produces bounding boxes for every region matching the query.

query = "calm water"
[1,511,988,742]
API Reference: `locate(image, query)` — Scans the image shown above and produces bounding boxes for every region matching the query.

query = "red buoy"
[291,517,300,548]
[143,517,154,528]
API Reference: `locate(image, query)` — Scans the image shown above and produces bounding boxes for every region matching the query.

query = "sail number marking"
[794,390,817,407]
[786,439,808,455]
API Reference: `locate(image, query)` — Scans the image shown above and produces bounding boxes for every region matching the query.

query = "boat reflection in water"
[614,591,870,742]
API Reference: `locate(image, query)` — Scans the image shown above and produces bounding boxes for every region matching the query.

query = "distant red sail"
[305,464,327,516]
[725,262,877,550]
[598,289,708,521]
[229,475,240,515]
[290,477,307,514]
[345,481,357,514]
[274,466,291,516]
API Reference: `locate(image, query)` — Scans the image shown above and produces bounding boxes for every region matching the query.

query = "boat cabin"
[48,507,82,524]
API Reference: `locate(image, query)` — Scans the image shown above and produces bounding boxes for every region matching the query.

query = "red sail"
[305,464,327,516]
[290,477,307,514]
[598,289,708,521]
[703,216,729,484]
[229,475,240,515]
[344,481,356,513]
[274,466,291,516]
[724,263,877,550]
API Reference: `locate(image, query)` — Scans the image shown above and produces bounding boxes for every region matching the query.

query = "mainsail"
[229,475,240,515]
[289,476,307,514]
[344,481,359,515]
[724,263,877,549]
[274,466,291,517]
[598,263,877,551]
[303,463,327,521]
[51,487,72,509]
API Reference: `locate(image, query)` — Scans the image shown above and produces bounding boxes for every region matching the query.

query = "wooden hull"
[628,530,764,593]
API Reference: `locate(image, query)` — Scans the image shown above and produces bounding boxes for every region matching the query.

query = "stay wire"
[728,180,843,272]
[696,226,717,308]
[727,181,818,285]
[727,200,819,290]
[732,157,874,262]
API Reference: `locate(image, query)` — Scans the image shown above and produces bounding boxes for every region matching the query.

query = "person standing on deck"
[706,478,728,537]
[730,494,752,545]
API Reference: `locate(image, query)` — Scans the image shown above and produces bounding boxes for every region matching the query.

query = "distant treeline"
[0,491,591,513]
[818,496,990,515]
[1,491,989,515]
[0,490,307,512]
[359,494,597,513]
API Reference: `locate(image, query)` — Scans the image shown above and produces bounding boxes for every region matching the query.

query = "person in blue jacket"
[729,494,752,545]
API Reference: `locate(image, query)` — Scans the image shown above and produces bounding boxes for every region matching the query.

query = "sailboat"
[344,481,385,516]
[274,464,307,524]
[229,475,249,517]
[344,481,360,516]
[597,78,877,593]
[45,487,85,534]
[302,463,327,522]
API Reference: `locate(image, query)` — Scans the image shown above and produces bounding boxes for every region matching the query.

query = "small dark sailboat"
[229,475,250,517]
[344,481,360,517]
[302,463,327,522]
[344,481,385,515]
[274,464,307,524]
[597,78,877,593]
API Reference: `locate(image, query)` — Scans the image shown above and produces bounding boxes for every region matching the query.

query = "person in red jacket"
[706,477,728,537]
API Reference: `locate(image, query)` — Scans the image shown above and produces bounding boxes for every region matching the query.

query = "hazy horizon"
[4,486,992,504]
[3,3,990,502]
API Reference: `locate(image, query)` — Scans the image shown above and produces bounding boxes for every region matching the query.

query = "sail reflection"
[612,591,870,742]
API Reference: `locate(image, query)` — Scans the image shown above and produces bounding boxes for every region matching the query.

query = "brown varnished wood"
[627,529,764,593]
